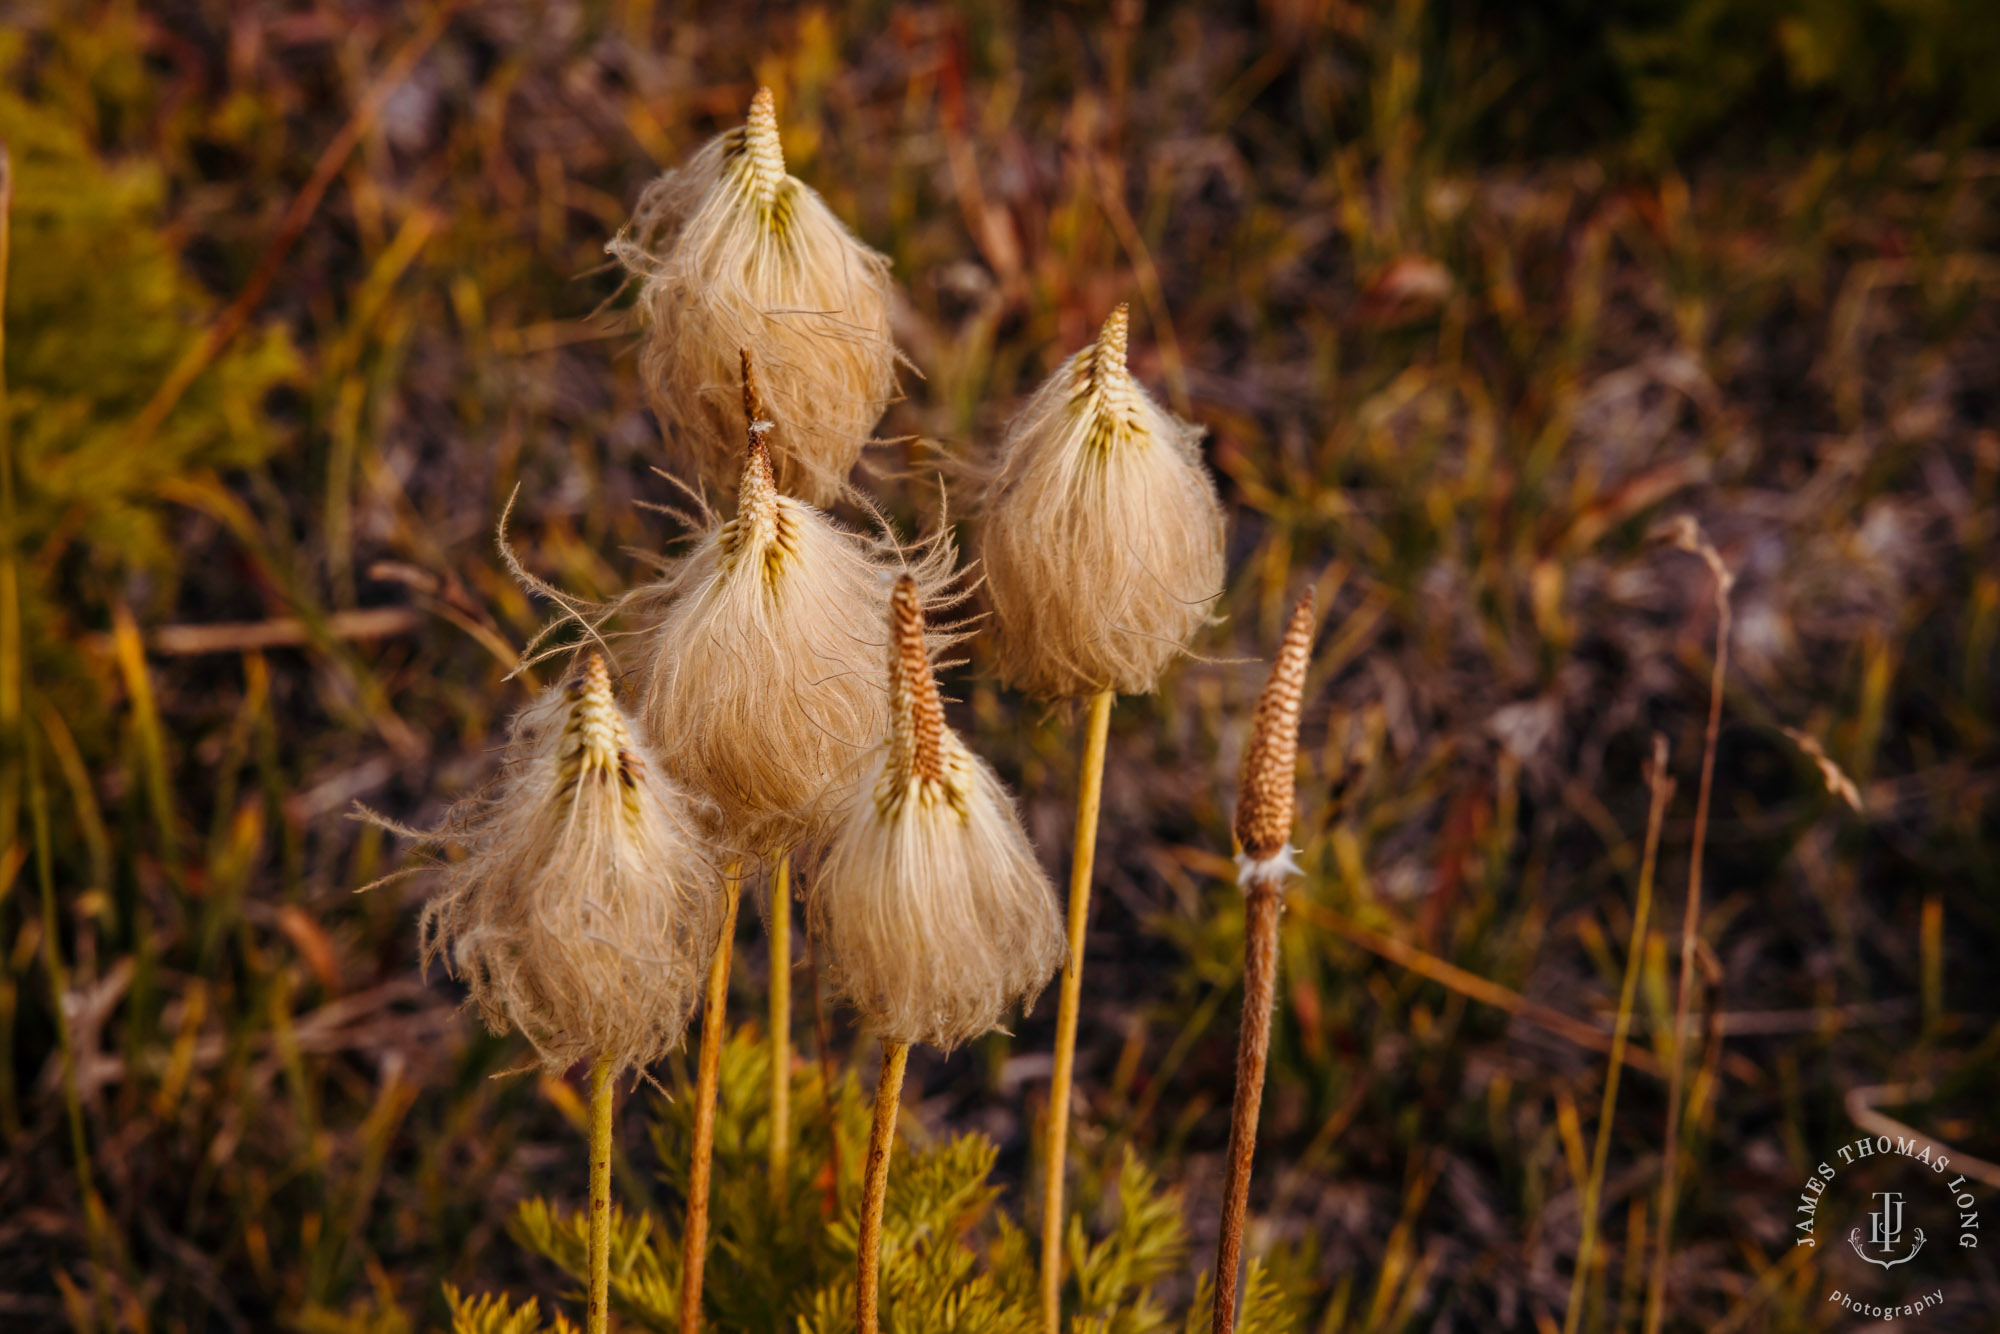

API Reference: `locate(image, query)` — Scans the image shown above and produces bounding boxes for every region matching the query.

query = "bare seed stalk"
[587,1056,614,1334]
[1040,686,1114,1333]
[857,1039,909,1334]
[1212,591,1314,1334]
[680,877,741,1334]
[1563,735,1674,1334]
[770,851,791,1209]
[1213,884,1281,1334]
[1645,525,1733,1334]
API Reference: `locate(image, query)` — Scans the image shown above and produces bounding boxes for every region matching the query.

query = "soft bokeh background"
[3,1,1998,1329]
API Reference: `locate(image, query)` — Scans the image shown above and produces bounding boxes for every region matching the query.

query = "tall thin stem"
[1646,544,1731,1334]
[1212,883,1281,1334]
[769,852,791,1208]
[587,1056,615,1334]
[680,877,740,1334]
[857,1039,909,1334]
[1564,737,1674,1334]
[1040,687,1114,1333]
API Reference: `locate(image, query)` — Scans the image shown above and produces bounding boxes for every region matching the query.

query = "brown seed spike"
[1233,590,1316,863]
[889,575,945,784]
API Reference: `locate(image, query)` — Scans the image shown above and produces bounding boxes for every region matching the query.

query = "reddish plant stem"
[1212,883,1282,1334]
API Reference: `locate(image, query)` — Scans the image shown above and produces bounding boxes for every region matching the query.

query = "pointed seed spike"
[744,87,785,202]
[1097,303,1130,372]
[890,576,945,785]
[1233,590,1317,860]
[570,652,625,787]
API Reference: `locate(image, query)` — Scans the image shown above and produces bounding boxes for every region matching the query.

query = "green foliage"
[0,27,297,589]
[441,1285,578,1334]
[1608,0,2000,155]
[496,1028,1252,1334]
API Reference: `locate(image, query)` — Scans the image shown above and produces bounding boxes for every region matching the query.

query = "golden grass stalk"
[1213,591,1315,1334]
[611,87,897,508]
[681,876,740,1334]
[856,1038,908,1334]
[628,350,955,855]
[1562,735,1673,1334]
[587,1056,614,1334]
[975,304,1226,699]
[1037,684,1111,1332]
[769,852,792,1207]
[1645,519,1733,1334]
[398,653,725,1076]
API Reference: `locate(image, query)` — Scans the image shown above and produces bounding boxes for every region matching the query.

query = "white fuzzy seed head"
[412,654,726,1076]
[807,576,1067,1051]
[976,304,1228,699]
[610,86,898,508]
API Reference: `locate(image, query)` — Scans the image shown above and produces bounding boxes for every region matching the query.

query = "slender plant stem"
[1564,737,1674,1334]
[587,1056,614,1334]
[769,851,791,1209]
[680,877,740,1334]
[857,1039,909,1334]
[807,941,842,1218]
[1645,559,1731,1334]
[1041,687,1114,1334]
[1212,883,1282,1334]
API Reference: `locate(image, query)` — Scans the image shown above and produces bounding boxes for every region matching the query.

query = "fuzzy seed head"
[807,580,1066,1051]
[1234,592,1316,885]
[628,404,958,851]
[974,305,1227,698]
[406,654,725,1076]
[610,87,898,507]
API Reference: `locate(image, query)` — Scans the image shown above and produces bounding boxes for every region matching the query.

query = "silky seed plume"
[808,576,1066,1052]
[400,654,725,1076]
[976,303,1227,698]
[629,353,955,852]
[611,86,897,507]
[1233,591,1316,887]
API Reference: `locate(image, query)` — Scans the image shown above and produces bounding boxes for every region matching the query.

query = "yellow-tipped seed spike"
[742,86,785,208]
[1213,592,1315,1334]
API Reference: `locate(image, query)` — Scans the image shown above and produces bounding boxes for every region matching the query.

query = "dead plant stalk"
[1645,527,1733,1334]
[1564,735,1674,1334]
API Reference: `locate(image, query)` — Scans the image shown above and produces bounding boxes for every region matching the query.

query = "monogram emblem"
[1849,1191,1926,1269]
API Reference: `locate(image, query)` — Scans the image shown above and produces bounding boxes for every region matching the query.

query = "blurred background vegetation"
[1,0,1996,1330]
